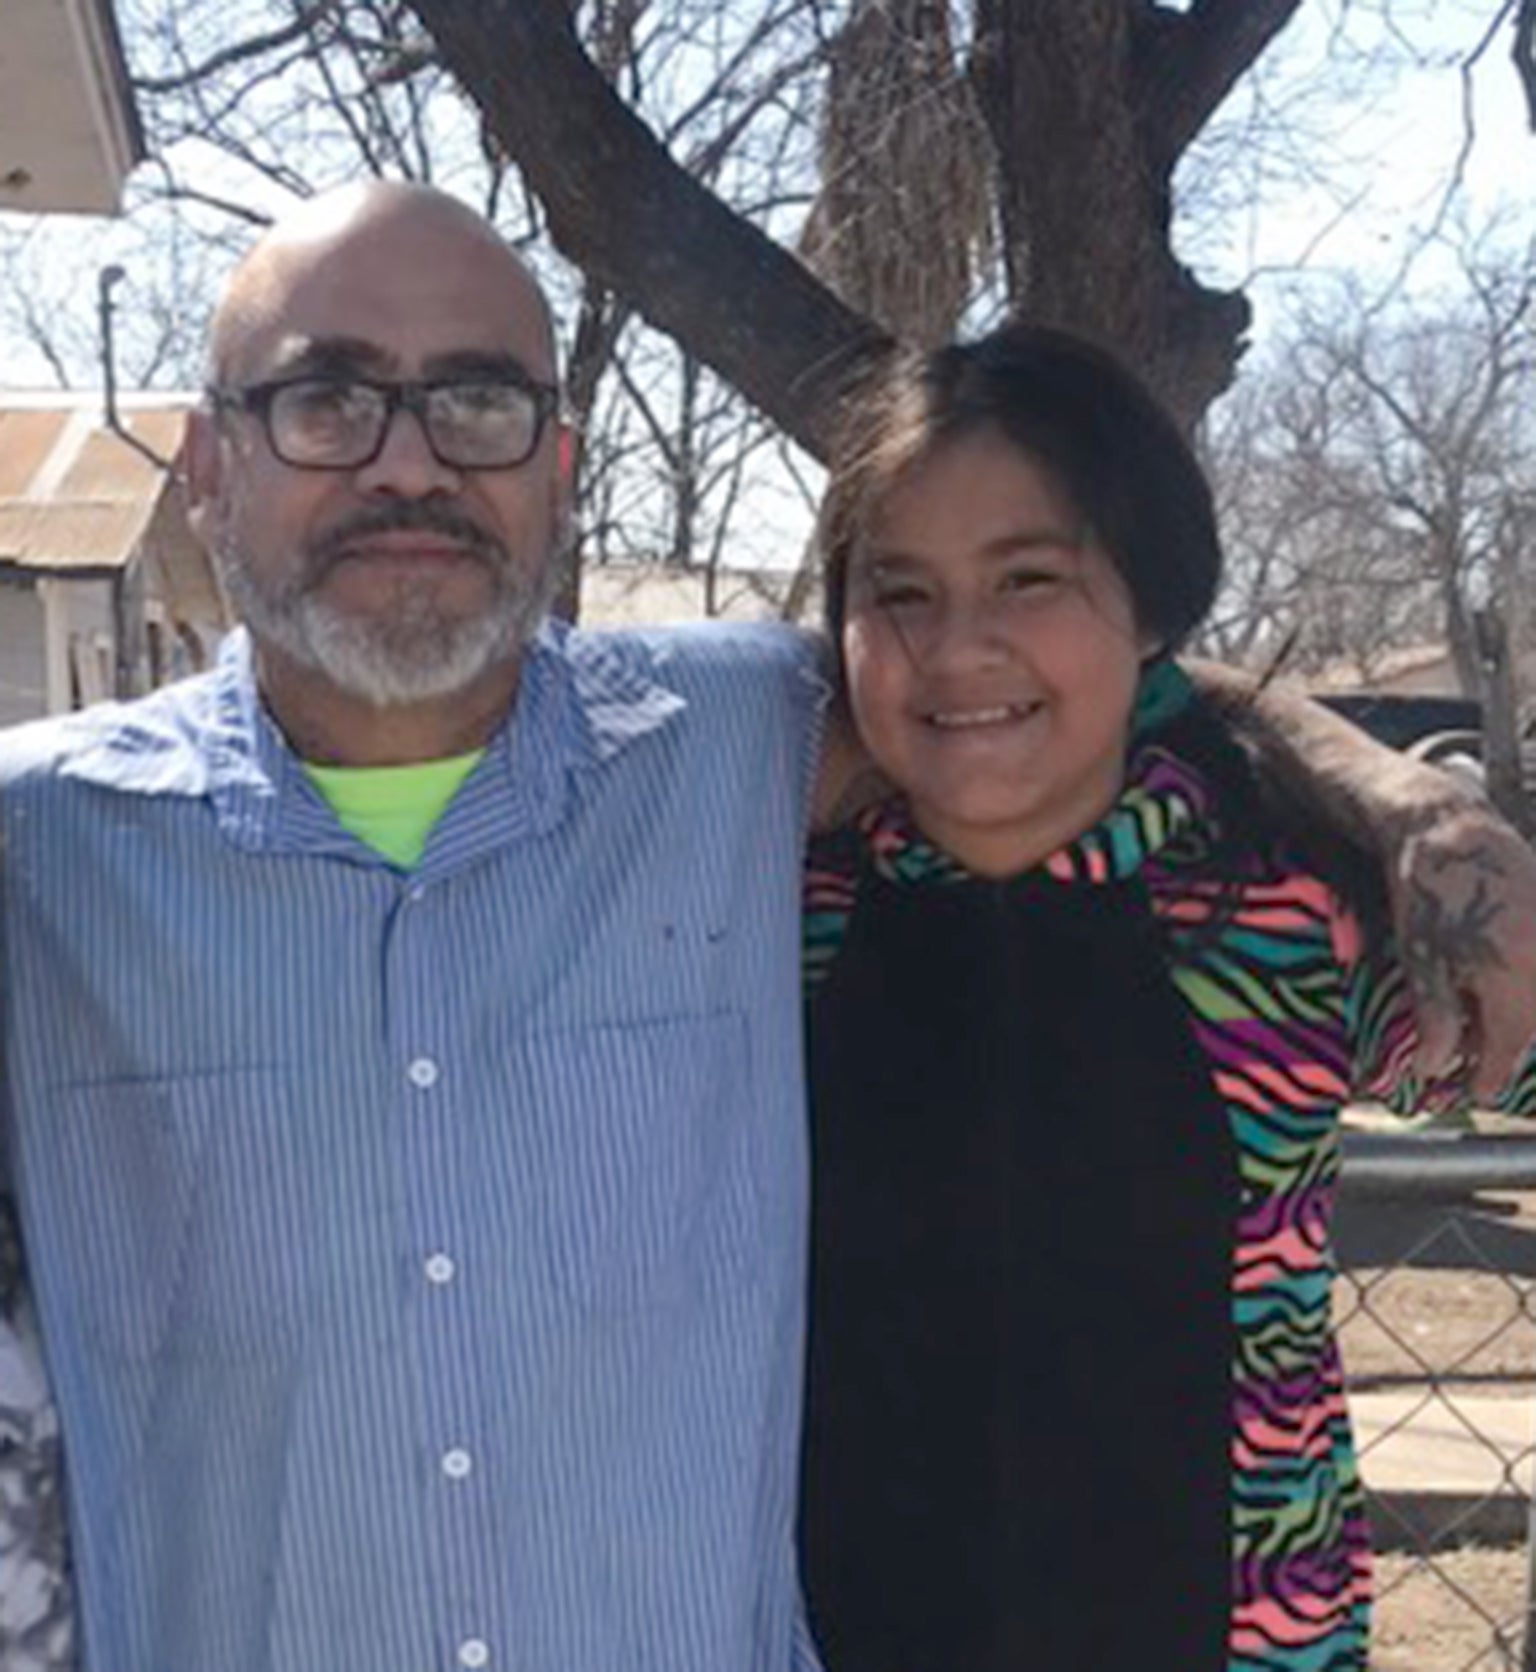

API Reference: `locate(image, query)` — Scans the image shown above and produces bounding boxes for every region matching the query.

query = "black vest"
[802,862,1237,1671]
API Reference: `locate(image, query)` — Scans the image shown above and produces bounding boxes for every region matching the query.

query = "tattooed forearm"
[1389,804,1536,1093]
[1402,851,1510,1001]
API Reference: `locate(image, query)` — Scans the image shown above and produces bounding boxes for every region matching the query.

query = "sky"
[1190,1,1533,328]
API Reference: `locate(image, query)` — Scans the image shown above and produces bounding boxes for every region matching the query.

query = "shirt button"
[442,1447,474,1480]
[407,1057,440,1089]
[458,1640,490,1669]
[424,1253,457,1285]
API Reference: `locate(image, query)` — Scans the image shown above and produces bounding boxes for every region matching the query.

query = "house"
[0,395,229,724]
[2,0,144,215]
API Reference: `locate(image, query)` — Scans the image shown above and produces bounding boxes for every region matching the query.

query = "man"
[0,181,1531,1672]
[1,182,825,1672]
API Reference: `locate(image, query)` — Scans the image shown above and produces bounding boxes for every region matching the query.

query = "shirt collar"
[58,621,688,860]
[860,741,1216,890]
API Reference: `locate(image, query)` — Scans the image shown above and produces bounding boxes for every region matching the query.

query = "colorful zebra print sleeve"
[1335,906,1536,1118]
[1495,1045,1536,1113]
[802,832,862,998]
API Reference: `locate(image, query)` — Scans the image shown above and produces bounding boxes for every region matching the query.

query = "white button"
[405,884,427,904]
[424,1253,457,1285]
[442,1447,473,1480]
[458,1640,490,1669]
[407,1057,440,1089]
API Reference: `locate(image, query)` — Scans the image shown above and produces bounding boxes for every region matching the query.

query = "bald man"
[0,183,827,1672]
[0,183,1533,1672]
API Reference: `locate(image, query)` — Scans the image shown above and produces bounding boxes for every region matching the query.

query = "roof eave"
[72,0,147,205]
[0,0,147,217]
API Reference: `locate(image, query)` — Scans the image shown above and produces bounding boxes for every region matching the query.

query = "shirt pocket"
[36,1068,328,1364]
[513,1010,759,1312]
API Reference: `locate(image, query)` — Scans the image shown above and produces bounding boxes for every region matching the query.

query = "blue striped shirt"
[0,621,827,1672]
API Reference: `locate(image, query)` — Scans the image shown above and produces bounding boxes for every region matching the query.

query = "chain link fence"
[1337,1128,1536,1671]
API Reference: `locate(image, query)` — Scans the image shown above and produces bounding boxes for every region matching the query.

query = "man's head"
[186,181,571,720]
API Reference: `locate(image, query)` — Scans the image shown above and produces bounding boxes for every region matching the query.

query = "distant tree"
[1204,227,1536,830]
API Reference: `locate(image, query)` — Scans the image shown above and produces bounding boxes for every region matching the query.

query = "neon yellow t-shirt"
[302,751,485,870]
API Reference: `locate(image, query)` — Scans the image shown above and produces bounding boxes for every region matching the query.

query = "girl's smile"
[842,425,1157,877]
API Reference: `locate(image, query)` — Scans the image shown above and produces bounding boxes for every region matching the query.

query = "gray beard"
[217,535,555,709]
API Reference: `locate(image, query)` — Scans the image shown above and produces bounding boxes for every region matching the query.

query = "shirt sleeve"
[0,1190,74,1671]
[1335,903,1536,1117]
[746,626,832,830]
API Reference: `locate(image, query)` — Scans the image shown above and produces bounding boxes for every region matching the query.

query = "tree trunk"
[1474,608,1533,836]
[1443,564,1483,699]
[554,282,629,621]
[969,0,1293,428]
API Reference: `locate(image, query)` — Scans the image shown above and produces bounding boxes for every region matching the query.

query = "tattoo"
[1403,848,1510,995]
[1426,844,1510,886]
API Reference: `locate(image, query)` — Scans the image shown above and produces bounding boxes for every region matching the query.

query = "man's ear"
[555,419,580,495]
[551,418,580,535]
[181,406,225,549]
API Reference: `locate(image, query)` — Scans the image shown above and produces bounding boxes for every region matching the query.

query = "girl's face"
[842,426,1156,877]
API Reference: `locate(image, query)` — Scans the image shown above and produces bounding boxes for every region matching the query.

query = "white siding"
[0,579,47,725]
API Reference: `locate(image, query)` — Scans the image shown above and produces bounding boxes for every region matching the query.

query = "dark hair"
[819,323,1223,663]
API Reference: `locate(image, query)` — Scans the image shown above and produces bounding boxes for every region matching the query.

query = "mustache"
[305,502,509,578]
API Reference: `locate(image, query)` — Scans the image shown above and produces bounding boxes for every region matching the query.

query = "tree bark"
[970,0,1282,429]
[1474,608,1533,836]
[403,0,890,461]
[1134,0,1303,168]
[1517,0,1536,130]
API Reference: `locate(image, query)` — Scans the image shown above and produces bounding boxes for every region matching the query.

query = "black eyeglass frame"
[208,372,561,472]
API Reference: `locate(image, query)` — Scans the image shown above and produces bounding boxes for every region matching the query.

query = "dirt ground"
[1370,1549,1531,1672]
[1335,1115,1536,1670]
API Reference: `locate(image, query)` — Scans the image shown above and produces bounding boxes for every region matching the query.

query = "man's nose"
[353,406,462,497]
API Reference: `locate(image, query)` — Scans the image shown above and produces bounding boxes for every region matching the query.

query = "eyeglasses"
[209,373,560,471]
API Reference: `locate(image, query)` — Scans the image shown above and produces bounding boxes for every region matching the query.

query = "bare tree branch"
[137,169,277,229]
[1515,0,1536,129]
[1135,0,1303,168]
[1401,0,1523,261]
[403,0,889,460]
[134,3,339,94]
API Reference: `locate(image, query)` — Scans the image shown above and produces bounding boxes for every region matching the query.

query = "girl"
[798,324,1534,1671]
